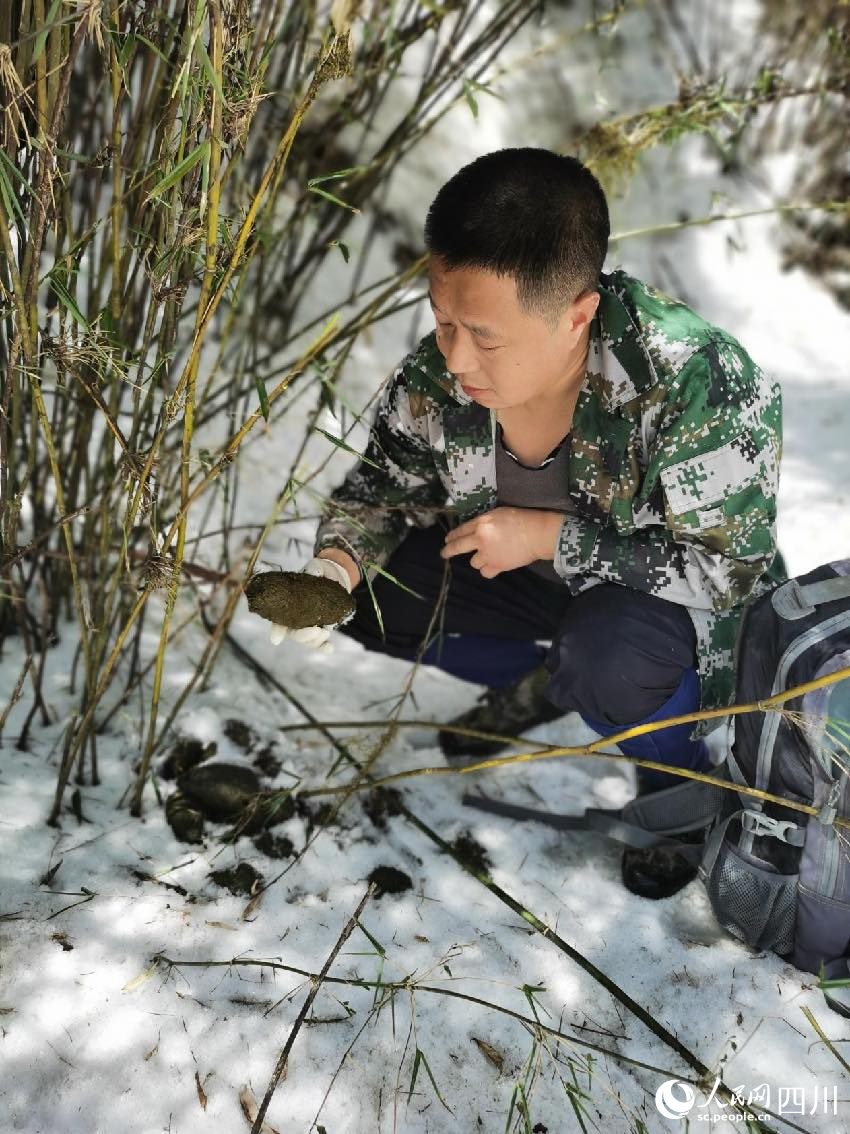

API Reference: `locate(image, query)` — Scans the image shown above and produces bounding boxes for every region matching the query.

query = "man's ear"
[568,290,600,333]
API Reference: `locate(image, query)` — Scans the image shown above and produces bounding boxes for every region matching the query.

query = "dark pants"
[339,523,698,728]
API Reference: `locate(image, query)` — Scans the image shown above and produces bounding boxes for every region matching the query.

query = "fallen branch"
[153,951,702,1079]
[250,884,375,1134]
[155,951,806,1133]
[293,665,850,830]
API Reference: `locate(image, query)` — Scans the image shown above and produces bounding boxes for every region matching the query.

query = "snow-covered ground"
[2,4,849,1133]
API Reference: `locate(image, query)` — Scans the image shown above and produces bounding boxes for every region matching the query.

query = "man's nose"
[440,329,478,376]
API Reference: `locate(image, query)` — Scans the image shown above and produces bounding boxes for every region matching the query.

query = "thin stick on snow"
[0,655,32,744]
[250,884,376,1134]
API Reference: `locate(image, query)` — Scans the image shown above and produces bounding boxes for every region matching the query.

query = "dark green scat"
[165,791,205,844]
[367,865,413,898]
[208,862,264,897]
[243,571,355,630]
[178,762,261,820]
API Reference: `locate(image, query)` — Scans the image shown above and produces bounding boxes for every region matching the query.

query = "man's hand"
[441,507,564,579]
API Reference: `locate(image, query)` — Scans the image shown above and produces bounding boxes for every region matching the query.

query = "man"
[274,149,783,899]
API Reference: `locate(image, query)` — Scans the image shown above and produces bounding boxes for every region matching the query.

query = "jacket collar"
[584,274,660,411]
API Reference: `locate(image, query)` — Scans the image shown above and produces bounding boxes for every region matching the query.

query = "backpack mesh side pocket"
[704,839,797,955]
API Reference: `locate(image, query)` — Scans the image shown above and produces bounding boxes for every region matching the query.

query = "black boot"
[581,671,710,900]
[621,830,704,900]
[620,765,705,898]
[439,665,564,759]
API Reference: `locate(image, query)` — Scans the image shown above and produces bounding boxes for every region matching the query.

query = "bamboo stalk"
[121,31,352,558]
[307,665,850,832]
[131,0,226,815]
[32,0,48,136]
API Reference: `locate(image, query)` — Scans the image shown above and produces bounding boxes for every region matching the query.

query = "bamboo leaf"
[328,239,350,263]
[194,1070,208,1111]
[472,1036,504,1072]
[505,1082,532,1134]
[314,427,381,470]
[194,35,225,104]
[462,80,479,118]
[238,1085,282,1134]
[0,148,33,206]
[462,78,504,119]
[307,165,368,185]
[307,185,360,213]
[0,163,28,236]
[361,567,385,640]
[419,1048,453,1111]
[145,140,210,203]
[254,374,270,421]
[122,961,158,992]
[370,951,386,1009]
[354,918,386,956]
[305,311,341,358]
[364,561,424,602]
[564,1080,592,1134]
[801,1005,850,1076]
[117,32,137,72]
[32,0,63,64]
[135,33,170,64]
[408,1049,422,1101]
[48,273,89,330]
[521,982,550,1021]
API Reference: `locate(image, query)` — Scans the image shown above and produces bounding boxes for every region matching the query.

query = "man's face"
[427,256,599,410]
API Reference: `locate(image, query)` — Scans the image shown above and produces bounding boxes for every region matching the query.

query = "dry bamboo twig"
[250,884,376,1134]
[0,656,33,744]
[298,665,850,830]
[153,952,696,1081]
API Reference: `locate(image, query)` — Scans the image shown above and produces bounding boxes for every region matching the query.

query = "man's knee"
[544,583,697,725]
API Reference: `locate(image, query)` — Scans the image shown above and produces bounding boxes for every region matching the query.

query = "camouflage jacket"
[315,269,783,721]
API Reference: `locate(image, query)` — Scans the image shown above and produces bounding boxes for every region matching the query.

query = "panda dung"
[243,571,355,631]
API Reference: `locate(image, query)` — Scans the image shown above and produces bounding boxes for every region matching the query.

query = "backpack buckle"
[741,809,798,842]
[817,781,841,827]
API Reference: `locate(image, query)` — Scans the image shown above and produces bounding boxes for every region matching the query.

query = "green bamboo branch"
[250,885,376,1134]
[47,586,149,825]
[158,252,425,553]
[24,363,92,674]
[611,200,849,243]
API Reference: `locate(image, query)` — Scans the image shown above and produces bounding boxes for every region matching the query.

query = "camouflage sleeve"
[313,359,447,572]
[553,336,781,611]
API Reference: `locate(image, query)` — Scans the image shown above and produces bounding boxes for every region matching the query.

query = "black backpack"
[699,560,850,987]
[463,560,850,1007]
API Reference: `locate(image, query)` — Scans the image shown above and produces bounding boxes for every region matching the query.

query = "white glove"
[269,556,353,650]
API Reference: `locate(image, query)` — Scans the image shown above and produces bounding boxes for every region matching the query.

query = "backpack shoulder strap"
[772,575,850,620]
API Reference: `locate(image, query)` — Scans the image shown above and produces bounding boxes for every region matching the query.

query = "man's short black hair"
[424,148,609,323]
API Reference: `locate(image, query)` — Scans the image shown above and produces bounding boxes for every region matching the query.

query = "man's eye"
[435,321,501,351]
